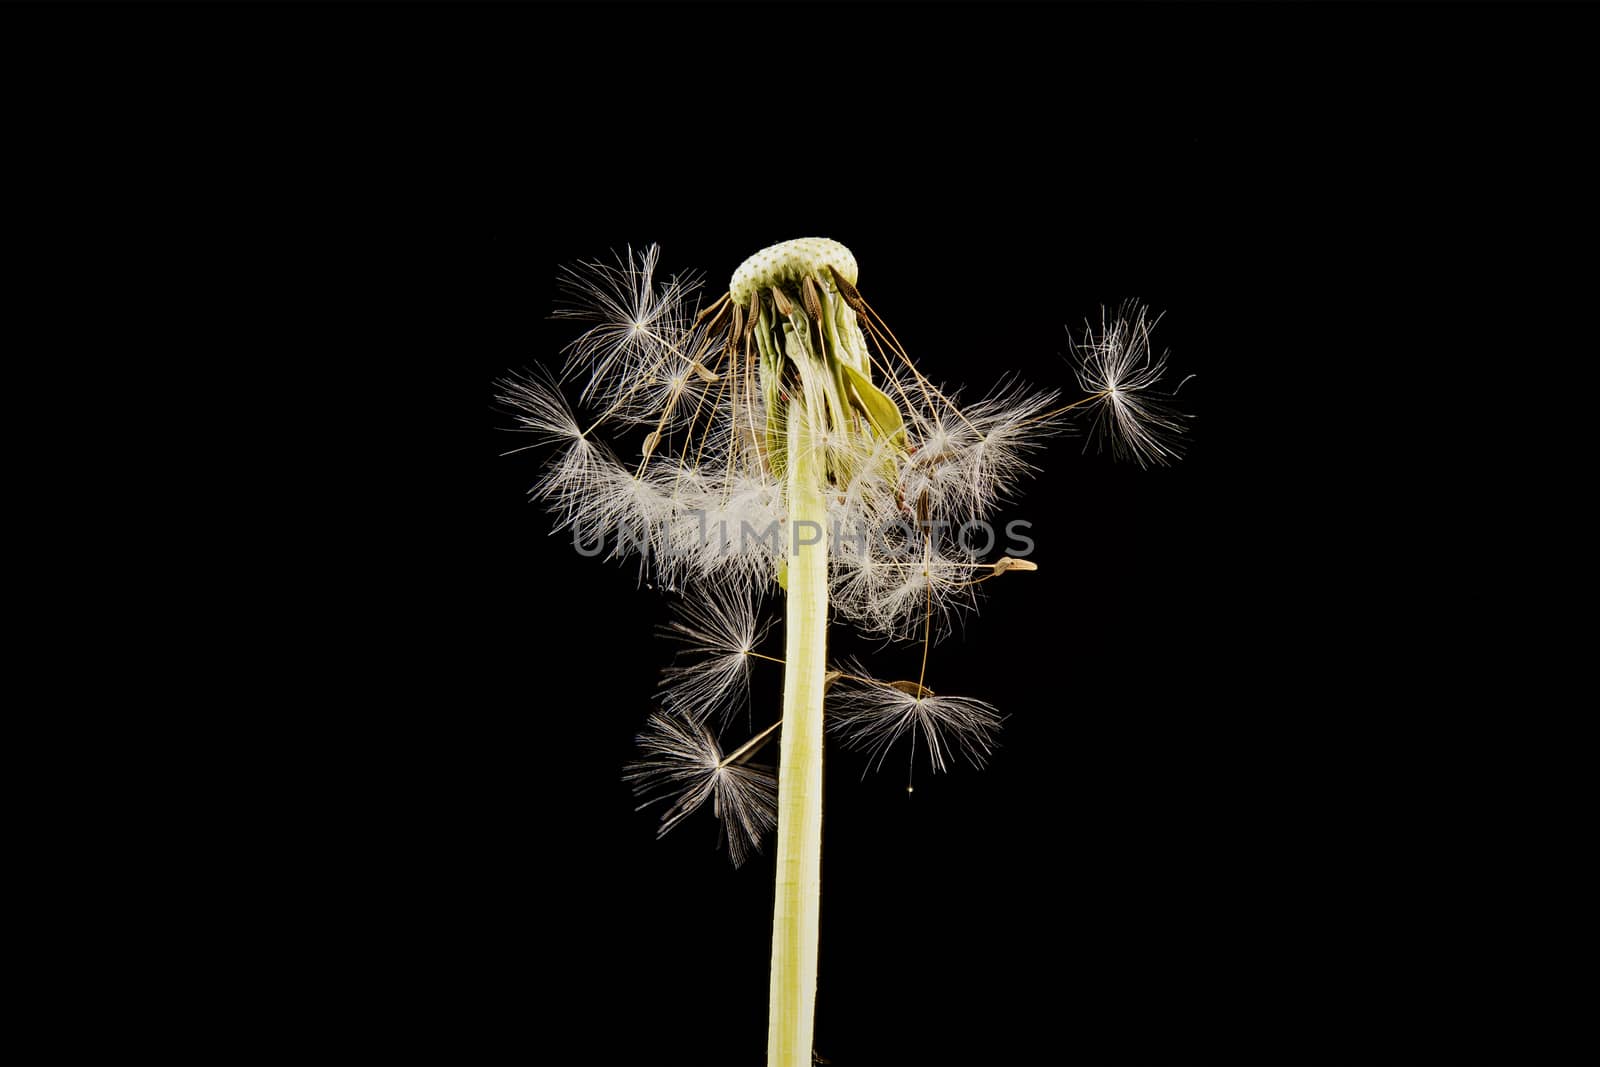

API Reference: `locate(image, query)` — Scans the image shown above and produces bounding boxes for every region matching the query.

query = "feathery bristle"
[827,662,1004,774]
[624,711,778,867]
[658,582,774,724]
[1072,302,1189,468]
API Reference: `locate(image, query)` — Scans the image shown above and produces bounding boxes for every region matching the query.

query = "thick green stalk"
[768,404,828,1067]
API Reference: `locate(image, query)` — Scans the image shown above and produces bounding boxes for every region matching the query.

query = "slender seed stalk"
[768,404,828,1067]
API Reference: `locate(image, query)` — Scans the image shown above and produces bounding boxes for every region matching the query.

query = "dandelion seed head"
[513,242,1084,596]
[503,241,1185,860]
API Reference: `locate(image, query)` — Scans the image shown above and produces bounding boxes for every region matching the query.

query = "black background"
[10,3,1592,1067]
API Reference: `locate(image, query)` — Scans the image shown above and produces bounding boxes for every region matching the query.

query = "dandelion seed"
[831,544,981,641]
[658,581,774,724]
[495,368,614,506]
[496,367,585,447]
[896,417,982,524]
[565,460,678,565]
[554,244,703,409]
[686,472,787,585]
[1073,302,1190,468]
[827,661,1004,774]
[624,711,778,867]
[629,362,711,432]
[960,378,1064,514]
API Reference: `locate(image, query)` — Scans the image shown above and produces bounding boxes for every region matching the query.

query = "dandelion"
[499,238,1189,1066]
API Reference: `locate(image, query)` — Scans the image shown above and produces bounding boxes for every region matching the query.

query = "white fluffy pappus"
[623,710,778,867]
[553,244,705,411]
[657,582,775,725]
[1072,301,1190,469]
[826,659,1005,775]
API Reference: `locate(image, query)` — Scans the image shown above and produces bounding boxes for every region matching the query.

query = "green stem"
[768,403,828,1067]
